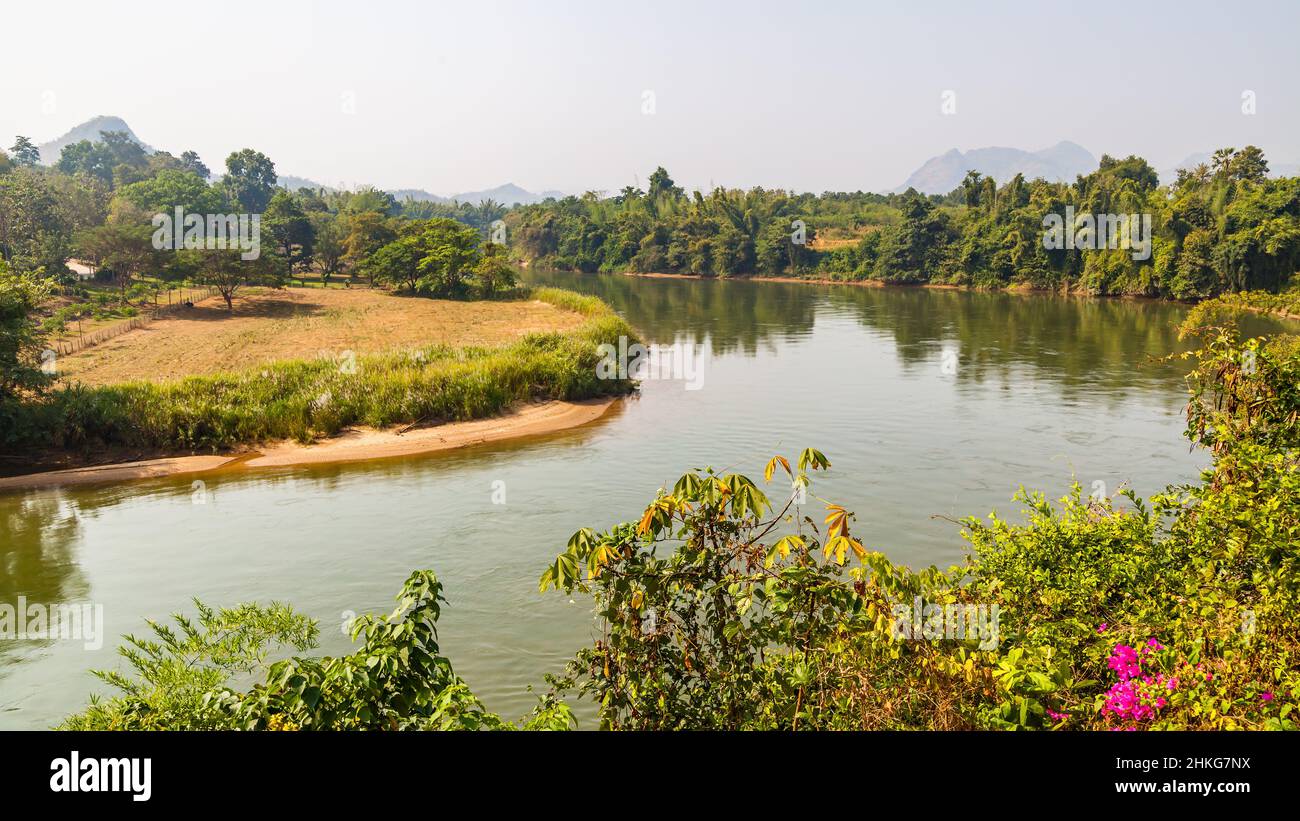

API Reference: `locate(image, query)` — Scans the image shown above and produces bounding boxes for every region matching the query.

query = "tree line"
[504,152,1300,299]
[0,133,517,312]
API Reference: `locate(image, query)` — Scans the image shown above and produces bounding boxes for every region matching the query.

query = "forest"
[505,150,1300,299]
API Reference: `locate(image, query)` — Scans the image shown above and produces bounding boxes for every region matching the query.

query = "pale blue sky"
[2,0,1297,194]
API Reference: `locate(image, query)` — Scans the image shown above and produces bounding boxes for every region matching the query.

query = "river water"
[0,273,1228,727]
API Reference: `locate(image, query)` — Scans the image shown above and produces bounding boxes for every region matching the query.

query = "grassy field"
[4,287,636,456]
[55,287,584,386]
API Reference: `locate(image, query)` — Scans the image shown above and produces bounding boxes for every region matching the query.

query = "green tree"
[473,242,517,297]
[263,190,316,281]
[179,150,211,180]
[9,136,40,167]
[0,258,51,403]
[179,246,283,311]
[222,149,277,213]
[76,221,162,299]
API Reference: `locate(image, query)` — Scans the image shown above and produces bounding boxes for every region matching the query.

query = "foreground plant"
[537,316,1299,729]
[61,571,572,731]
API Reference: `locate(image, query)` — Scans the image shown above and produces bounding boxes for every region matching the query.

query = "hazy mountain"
[279,175,332,192]
[894,141,1097,194]
[449,183,564,205]
[37,115,155,164]
[389,188,449,203]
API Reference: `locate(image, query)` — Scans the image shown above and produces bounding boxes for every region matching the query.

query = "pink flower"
[1098,623,1108,633]
[1260,691,1274,702]
[1047,709,1067,722]
[1108,644,1141,681]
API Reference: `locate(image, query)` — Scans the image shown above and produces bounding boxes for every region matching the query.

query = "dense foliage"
[505,152,1300,299]
[62,571,572,731]
[0,257,51,402]
[537,304,1298,729]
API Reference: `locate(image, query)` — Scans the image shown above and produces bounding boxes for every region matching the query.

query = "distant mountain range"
[894,141,1098,194]
[389,183,566,206]
[34,115,566,204]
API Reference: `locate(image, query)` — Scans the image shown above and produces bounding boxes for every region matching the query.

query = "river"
[0,272,1232,728]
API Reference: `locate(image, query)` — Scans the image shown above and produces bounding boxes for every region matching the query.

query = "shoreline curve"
[0,398,620,492]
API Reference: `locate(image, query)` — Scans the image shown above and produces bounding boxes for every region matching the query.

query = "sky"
[2,0,1298,195]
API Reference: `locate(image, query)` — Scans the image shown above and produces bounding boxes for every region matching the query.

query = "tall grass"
[4,289,637,452]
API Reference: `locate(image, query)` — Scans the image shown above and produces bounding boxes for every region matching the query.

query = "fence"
[48,286,221,357]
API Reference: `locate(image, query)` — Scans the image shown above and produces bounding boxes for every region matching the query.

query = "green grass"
[6,288,637,452]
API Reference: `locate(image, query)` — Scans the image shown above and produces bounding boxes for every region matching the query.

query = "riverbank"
[1,286,638,474]
[592,269,1191,302]
[0,397,621,490]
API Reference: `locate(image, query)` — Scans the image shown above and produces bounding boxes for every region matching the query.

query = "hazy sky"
[2,0,1298,194]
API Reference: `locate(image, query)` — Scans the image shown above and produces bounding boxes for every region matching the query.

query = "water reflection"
[0,490,88,670]
[525,271,1203,400]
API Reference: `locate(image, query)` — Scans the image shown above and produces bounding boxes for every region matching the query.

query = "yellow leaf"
[763,455,791,483]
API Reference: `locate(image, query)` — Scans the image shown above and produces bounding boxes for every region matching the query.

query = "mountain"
[389,188,449,203]
[448,183,564,205]
[894,141,1097,194]
[279,175,332,192]
[38,117,569,205]
[37,115,155,164]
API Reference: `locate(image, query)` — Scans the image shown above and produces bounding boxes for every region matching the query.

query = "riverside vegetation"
[58,292,1299,730]
[505,149,1299,299]
[2,284,634,453]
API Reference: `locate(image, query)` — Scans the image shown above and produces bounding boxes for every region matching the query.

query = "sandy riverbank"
[0,398,619,491]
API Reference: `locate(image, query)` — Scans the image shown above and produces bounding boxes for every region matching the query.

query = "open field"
[3,286,635,465]
[54,287,584,386]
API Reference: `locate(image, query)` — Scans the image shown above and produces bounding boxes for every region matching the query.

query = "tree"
[311,213,346,284]
[648,166,683,200]
[0,168,74,274]
[473,242,517,297]
[0,258,51,403]
[76,221,162,299]
[263,190,315,281]
[363,218,482,296]
[414,219,481,296]
[179,150,211,180]
[343,212,398,285]
[180,247,282,311]
[9,136,40,168]
[222,149,277,213]
[55,131,148,188]
[115,169,222,215]
[960,170,984,208]
[362,234,423,292]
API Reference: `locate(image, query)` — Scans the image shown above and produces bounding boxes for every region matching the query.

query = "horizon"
[3,0,1298,195]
